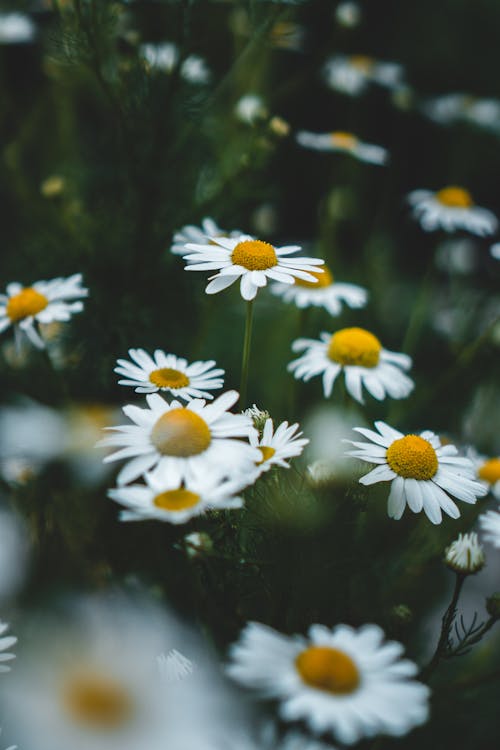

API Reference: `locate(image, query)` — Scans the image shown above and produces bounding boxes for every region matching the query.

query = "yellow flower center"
[327,327,381,368]
[6,287,48,322]
[350,55,374,73]
[150,409,211,457]
[295,266,332,289]
[231,240,278,271]
[258,445,276,465]
[63,672,133,729]
[149,368,190,389]
[153,488,201,511]
[296,646,360,695]
[478,458,500,485]
[435,186,473,208]
[386,435,438,480]
[330,132,359,150]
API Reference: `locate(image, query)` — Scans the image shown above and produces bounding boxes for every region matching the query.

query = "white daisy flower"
[288,328,414,404]
[227,621,430,745]
[271,264,368,316]
[345,421,488,524]
[0,13,35,44]
[235,94,268,124]
[98,390,260,486]
[407,187,498,236]
[183,235,324,302]
[444,532,485,574]
[114,349,224,400]
[108,469,248,524]
[157,650,194,682]
[0,622,16,674]
[479,510,500,548]
[0,274,88,349]
[296,131,388,165]
[323,55,403,96]
[422,93,500,134]
[490,243,500,260]
[335,2,362,28]
[467,448,500,500]
[171,217,242,256]
[180,55,211,84]
[141,43,211,83]
[250,418,308,475]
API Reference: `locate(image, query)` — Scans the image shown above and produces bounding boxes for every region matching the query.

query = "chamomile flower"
[108,470,248,524]
[98,390,260,486]
[490,243,500,260]
[227,621,430,745]
[479,510,500,548]
[0,274,88,349]
[323,55,403,96]
[345,421,488,524]
[250,418,308,476]
[0,13,35,44]
[0,622,16,673]
[467,448,500,499]
[335,2,362,28]
[296,131,388,165]
[141,43,211,83]
[444,532,485,574]
[422,93,500,134]
[183,235,324,302]
[235,94,268,125]
[288,328,413,404]
[407,187,498,236]
[271,264,367,316]
[114,349,224,400]
[171,218,242,256]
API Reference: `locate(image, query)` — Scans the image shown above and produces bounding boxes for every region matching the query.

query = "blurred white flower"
[183,235,324,301]
[408,187,498,236]
[479,510,500,548]
[0,593,248,750]
[0,510,29,602]
[0,274,88,349]
[0,13,35,44]
[335,2,362,28]
[271,263,367,316]
[296,131,388,165]
[467,448,500,500]
[289,328,414,403]
[114,349,224,400]
[140,43,210,83]
[422,93,500,134]
[346,421,488,524]
[323,55,403,96]
[235,94,268,124]
[180,55,211,84]
[444,532,485,574]
[491,242,500,260]
[250,418,308,476]
[227,621,430,745]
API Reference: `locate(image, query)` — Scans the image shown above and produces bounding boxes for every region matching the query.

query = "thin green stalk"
[420,573,465,681]
[239,300,254,407]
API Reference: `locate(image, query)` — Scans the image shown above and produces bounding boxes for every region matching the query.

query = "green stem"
[239,300,254,408]
[420,573,465,681]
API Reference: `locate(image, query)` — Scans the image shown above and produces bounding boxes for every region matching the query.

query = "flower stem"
[239,300,254,407]
[420,572,465,681]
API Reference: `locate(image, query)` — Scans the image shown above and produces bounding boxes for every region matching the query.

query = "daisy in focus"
[467,448,500,499]
[271,264,367,316]
[0,622,16,673]
[444,532,485,574]
[183,235,324,301]
[108,470,249,524]
[288,328,413,403]
[346,421,488,524]
[297,130,387,165]
[170,217,242,256]
[98,390,260,486]
[479,510,500,548]
[323,55,403,96]
[0,274,88,349]
[407,187,498,236]
[250,418,308,476]
[227,621,430,745]
[114,349,224,400]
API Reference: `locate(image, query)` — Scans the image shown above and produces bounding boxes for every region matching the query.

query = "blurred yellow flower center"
[64,673,133,729]
[6,287,48,322]
[296,646,360,694]
[330,132,358,150]
[258,445,276,464]
[350,55,374,72]
[151,409,211,456]
[436,187,473,208]
[387,435,438,480]
[478,458,500,484]
[149,368,190,389]
[327,327,381,368]
[154,488,201,511]
[231,240,278,270]
[295,266,332,289]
